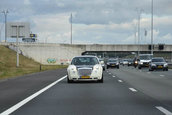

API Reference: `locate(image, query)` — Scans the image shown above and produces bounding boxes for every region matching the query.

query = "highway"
[0,66,172,115]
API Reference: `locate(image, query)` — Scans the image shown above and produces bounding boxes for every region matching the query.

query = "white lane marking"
[156,106,172,115]
[118,80,123,82]
[113,76,116,77]
[0,75,67,115]
[147,72,151,74]
[160,75,165,77]
[109,73,111,75]
[129,88,137,92]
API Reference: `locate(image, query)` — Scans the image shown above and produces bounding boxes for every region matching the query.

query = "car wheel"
[166,68,168,71]
[138,66,141,69]
[67,77,73,83]
[107,66,109,69]
[99,75,103,83]
[149,67,153,71]
[117,66,119,69]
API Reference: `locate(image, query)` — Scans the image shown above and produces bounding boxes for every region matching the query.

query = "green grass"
[0,45,67,79]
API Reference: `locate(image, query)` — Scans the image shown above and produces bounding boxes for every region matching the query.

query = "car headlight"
[135,61,138,64]
[164,63,168,67]
[151,63,156,66]
[93,65,100,70]
[116,63,119,65]
[68,65,77,74]
[140,62,143,65]
[107,63,110,65]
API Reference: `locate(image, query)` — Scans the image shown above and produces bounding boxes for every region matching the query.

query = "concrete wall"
[18,43,86,65]
[1,43,172,65]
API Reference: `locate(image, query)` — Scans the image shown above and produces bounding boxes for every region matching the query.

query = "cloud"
[0,0,172,44]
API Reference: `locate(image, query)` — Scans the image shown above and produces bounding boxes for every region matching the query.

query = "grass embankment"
[0,45,67,79]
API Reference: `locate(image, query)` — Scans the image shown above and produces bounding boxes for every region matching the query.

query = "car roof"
[73,55,98,58]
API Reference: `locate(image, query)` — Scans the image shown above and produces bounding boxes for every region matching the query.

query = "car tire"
[107,66,109,69]
[138,66,141,69]
[149,68,153,71]
[67,77,73,83]
[117,66,119,69]
[166,68,168,71]
[99,75,103,83]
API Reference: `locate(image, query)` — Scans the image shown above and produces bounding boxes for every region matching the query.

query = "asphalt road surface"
[0,66,172,115]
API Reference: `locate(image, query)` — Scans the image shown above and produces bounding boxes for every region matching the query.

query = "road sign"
[30,34,37,38]
[7,22,30,38]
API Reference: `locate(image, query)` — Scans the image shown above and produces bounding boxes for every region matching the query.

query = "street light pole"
[137,9,142,56]
[2,9,8,42]
[151,0,154,55]
[71,13,73,44]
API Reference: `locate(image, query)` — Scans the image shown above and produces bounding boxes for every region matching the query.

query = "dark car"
[128,59,134,66]
[149,57,168,71]
[106,59,119,69]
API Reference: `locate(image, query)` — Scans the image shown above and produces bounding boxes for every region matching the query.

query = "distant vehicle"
[122,59,128,66]
[149,57,168,71]
[107,59,119,69]
[128,59,134,66]
[99,58,105,71]
[67,56,103,83]
[138,54,153,69]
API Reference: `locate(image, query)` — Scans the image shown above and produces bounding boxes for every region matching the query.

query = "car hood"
[140,60,151,62]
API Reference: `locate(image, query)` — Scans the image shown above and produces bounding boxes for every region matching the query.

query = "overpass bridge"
[1,43,172,65]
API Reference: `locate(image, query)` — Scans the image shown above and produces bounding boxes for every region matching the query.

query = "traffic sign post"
[7,22,30,67]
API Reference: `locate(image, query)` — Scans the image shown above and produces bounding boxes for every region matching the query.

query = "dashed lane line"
[129,88,137,92]
[160,75,165,77]
[113,76,116,77]
[0,75,67,115]
[118,80,123,83]
[156,106,172,115]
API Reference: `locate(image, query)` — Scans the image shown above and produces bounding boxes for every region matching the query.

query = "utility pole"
[2,9,8,42]
[71,13,73,44]
[137,9,142,56]
[151,0,154,55]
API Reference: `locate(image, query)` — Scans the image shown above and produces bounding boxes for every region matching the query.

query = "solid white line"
[147,72,151,74]
[156,106,172,115]
[118,80,123,82]
[0,75,67,115]
[113,76,116,77]
[129,88,137,92]
[109,73,111,74]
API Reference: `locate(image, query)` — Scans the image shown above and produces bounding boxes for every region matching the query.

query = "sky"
[0,0,172,44]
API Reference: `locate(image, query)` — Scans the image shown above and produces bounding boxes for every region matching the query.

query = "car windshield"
[108,59,117,62]
[128,60,133,62]
[139,55,152,60]
[152,58,165,62]
[71,57,99,65]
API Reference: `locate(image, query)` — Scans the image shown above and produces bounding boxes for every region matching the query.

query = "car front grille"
[143,62,149,65]
[78,68,92,76]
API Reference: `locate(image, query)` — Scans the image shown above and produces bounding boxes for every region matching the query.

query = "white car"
[67,56,103,83]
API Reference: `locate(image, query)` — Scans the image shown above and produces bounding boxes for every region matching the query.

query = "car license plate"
[112,64,115,66]
[158,66,162,68]
[81,76,90,79]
